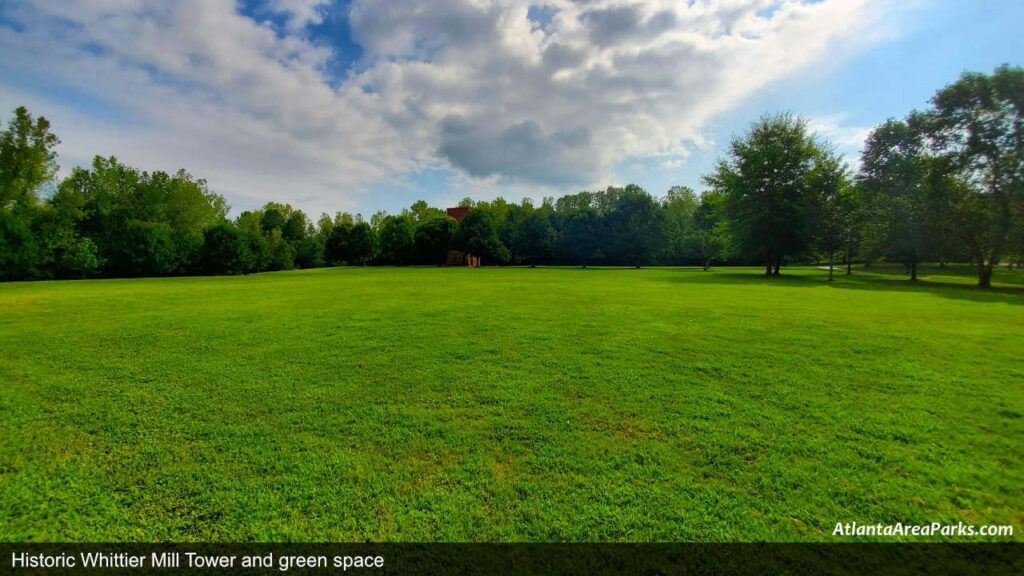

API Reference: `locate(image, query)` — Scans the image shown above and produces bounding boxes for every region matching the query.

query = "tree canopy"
[1,66,1020,285]
[704,113,823,275]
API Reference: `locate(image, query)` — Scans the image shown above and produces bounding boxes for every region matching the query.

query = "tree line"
[1,66,1021,287]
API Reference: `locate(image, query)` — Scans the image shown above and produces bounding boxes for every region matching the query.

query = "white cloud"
[0,0,898,215]
[808,114,873,164]
[660,157,687,170]
[267,0,330,31]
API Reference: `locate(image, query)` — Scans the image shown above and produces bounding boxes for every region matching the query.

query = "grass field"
[849,262,1024,288]
[1,266,1022,542]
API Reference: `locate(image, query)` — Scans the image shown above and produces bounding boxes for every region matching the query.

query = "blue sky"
[645,0,1024,197]
[1,0,1021,218]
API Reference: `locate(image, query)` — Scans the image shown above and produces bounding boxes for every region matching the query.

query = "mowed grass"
[849,262,1024,288]
[0,266,1022,542]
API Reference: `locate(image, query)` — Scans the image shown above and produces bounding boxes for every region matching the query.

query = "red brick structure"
[445,206,480,267]
[446,206,472,222]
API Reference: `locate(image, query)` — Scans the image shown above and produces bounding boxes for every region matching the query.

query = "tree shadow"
[850,263,1024,287]
[661,267,1024,305]
[525,265,650,271]
[828,274,1024,305]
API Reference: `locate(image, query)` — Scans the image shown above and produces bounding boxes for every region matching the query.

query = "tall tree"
[0,106,59,209]
[605,184,665,268]
[704,113,819,276]
[515,211,556,267]
[453,207,509,264]
[407,199,445,223]
[0,106,60,280]
[682,192,727,271]
[558,206,602,268]
[347,222,377,265]
[47,157,226,277]
[324,222,353,266]
[241,227,272,273]
[808,149,854,282]
[260,207,286,233]
[370,210,388,231]
[500,202,530,262]
[662,186,699,264]
[859,119,937,281]
[839,184,866,275]
[378,215,416,264]
[414,216,457,265]
[282,210,308,242]
[912,65,1024,288]
[201,222,250,275]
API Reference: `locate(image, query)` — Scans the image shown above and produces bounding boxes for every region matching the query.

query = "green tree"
[347,222,377,265]
[0,209,44,280]
[912,65,1024,288]
[378,215,416,264]
[500,202,529,262]
[663,186,699,264]
[109,219,179,277]
[554,190,594,213]
[558,206,602,268]
[282,210,308,242]
[605,184,666,268]
[859,119,937,281]
[48,157,226,277]
[408,200,445,222]
[241,228,272,273]
[201,223,249,275]
[260,207,286,233]
[704,113,819,276]
[681,231,724,272]
[0,106,59,209]
[414,217,457,265]
[515,211,556,267]
[808,149,854,282]
[325,222,352,265]
[682,192,727,271]
[62,237,102,278]
[0,106,60,280]
[293,236,324,268]
[266,228,296,270]
[370,210,388,231]
[839,184,866,275]
[454,207,509,264]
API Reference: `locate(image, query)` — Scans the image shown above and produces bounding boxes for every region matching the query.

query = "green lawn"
[847,262,1024,288]
[1,266,1022,542]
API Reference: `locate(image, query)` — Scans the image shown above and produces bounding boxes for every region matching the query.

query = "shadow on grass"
[661,267,1024,305]
[852,263,1024,287]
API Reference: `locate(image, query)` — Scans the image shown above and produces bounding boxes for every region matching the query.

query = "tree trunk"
[978,261,993,289]
[828,251,834,283]
[846,258,852,275]
[910,261,917,281]
[772,257,781,276]
[765,261,773,276]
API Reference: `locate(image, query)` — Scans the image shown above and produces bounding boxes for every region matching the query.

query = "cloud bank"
[0,0,892,214]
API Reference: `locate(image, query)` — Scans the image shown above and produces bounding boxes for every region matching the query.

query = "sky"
[1,0,1022,218]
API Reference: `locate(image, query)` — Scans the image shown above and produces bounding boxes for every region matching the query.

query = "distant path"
[816,266,866,275]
